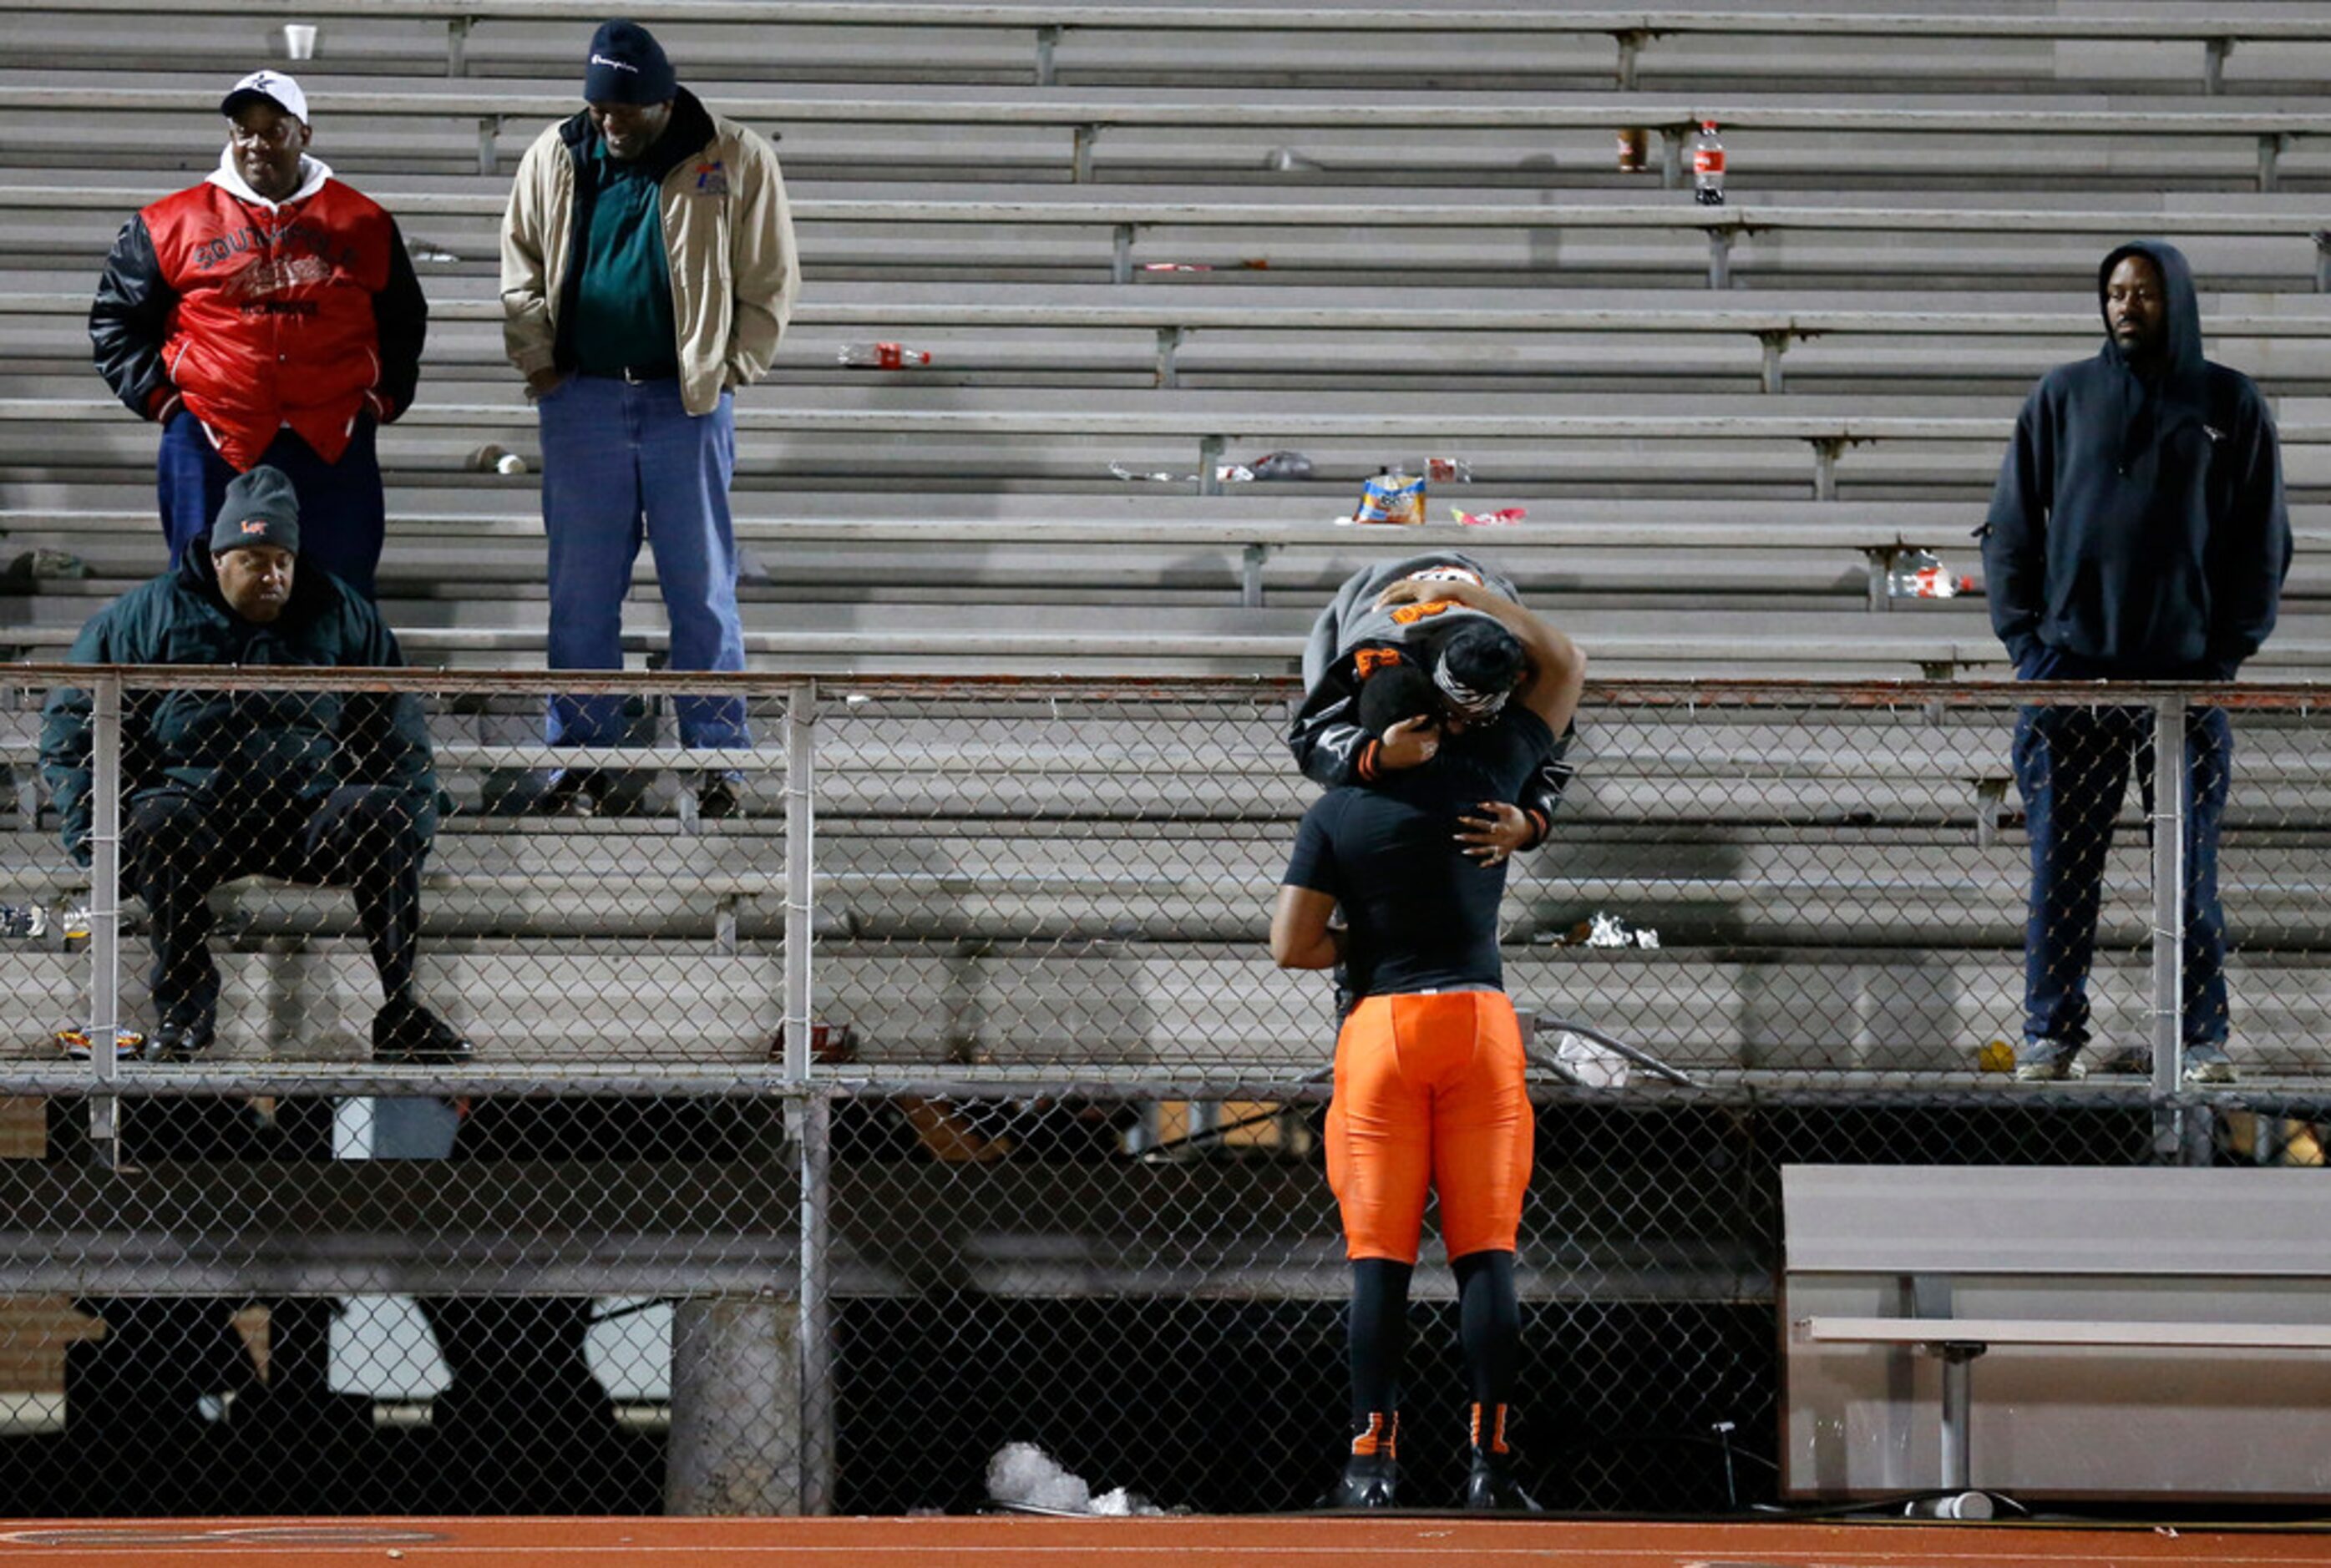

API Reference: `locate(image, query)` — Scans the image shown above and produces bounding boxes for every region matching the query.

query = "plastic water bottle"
[1692,121,1725,205]
[838,341,932,370]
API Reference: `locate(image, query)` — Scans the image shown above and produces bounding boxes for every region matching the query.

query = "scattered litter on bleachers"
[838,341,933,370]
[1888,549,1974,599]
[1547,913,1661,951]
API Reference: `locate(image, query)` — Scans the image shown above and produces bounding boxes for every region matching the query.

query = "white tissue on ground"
[986,1441,1159,1515]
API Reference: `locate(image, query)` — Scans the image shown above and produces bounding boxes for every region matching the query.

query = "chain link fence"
[0,667,2322,1517]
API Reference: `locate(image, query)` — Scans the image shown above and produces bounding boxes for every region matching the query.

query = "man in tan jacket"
[500,18,798,818]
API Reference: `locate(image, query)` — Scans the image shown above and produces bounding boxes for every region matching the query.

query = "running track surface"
[1,1516,2328,1567]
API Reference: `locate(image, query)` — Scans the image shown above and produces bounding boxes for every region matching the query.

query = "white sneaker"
[2014,1040,2085,1082]
[2182,1049,2237,1085]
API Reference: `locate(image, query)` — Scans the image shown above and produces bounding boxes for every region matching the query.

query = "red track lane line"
[1,1517,2328,1568]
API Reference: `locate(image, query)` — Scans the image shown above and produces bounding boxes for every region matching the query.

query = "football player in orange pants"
[1272,571,1584,1510]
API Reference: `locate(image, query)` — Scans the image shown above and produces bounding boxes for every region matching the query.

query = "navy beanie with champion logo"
[583,19,677,104]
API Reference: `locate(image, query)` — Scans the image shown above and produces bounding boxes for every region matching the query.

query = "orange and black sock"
[1349,1409,1400,1459]
[1469,1401,1513,1458]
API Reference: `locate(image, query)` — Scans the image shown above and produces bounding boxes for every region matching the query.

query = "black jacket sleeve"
[1515,739,1576,847]
[89,214,175,419]
[2203,390,2291,676]
[1289,665,1375,788]
[1981,387,2053,674]
[1290,664,1577,847]
[371,218,428,422]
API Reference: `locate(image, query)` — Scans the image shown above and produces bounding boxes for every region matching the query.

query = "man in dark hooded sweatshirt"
[1982,240,2290,1084]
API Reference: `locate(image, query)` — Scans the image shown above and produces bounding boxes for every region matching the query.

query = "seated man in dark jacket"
[40,466,469,1062]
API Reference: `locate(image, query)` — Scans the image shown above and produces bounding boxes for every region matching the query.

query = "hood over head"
[2097,239,2209,460]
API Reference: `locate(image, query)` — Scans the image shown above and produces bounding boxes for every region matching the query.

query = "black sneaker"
[1321,1452,1398,1509]
[534,767,606,817]
[372,998,474,1064]
[697,773,742,821]
[1465,1450,1544,1512]
[146,1001,216,1061]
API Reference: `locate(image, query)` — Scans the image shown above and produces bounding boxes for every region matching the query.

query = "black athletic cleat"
[1322,1452,1399,1509]
[1464,1450,1544,1512]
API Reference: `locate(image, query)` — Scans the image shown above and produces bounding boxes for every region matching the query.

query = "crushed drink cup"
[58,1025,145,1061]
[838,341,932,369]
[1887,549,1973,599]
[1453,507,1527,527]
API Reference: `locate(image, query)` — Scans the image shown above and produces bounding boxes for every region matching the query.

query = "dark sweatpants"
[2011,702,2232,1050]
[124,783,427,1027]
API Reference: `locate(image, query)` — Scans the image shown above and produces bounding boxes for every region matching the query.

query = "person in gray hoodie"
[1981,239,2290,1083]
[1290,553,1578,864]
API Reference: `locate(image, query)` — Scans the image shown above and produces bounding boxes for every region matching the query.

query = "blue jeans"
[156,410,385,599]
[536,375,747,749]
[2012,701,2232,1049]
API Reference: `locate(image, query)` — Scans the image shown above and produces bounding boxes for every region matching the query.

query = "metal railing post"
[87,672,123,1166]
[797,1088,834,1515]
[781,680,817,1087]
[2150,690,2191,1160]
[781,680,834,1514]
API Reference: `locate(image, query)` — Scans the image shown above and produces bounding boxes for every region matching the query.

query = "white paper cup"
[282,23,317,60]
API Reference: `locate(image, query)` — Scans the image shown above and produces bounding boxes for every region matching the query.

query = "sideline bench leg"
[1937,1343,1984,1492]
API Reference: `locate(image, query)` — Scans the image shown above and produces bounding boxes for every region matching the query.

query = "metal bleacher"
[3,0,2331,1088]
[5,2,2331,675]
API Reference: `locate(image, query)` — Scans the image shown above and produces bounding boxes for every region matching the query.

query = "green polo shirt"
[570,137,677,377]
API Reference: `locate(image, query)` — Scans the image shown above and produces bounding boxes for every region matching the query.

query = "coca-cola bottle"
[1692,120,1725,206]
[837,341,932,369]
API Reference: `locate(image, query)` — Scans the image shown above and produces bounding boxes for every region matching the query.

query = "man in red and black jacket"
[89,69,426,600]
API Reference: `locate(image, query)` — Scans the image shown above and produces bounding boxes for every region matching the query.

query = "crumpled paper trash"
[986,1440,1161,1515]
[1551,1029,1631,1089]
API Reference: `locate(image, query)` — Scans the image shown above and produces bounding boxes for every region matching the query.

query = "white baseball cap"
[220,69,308,124]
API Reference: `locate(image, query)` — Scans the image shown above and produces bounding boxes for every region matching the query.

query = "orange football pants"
[1324,991,1533,1264]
